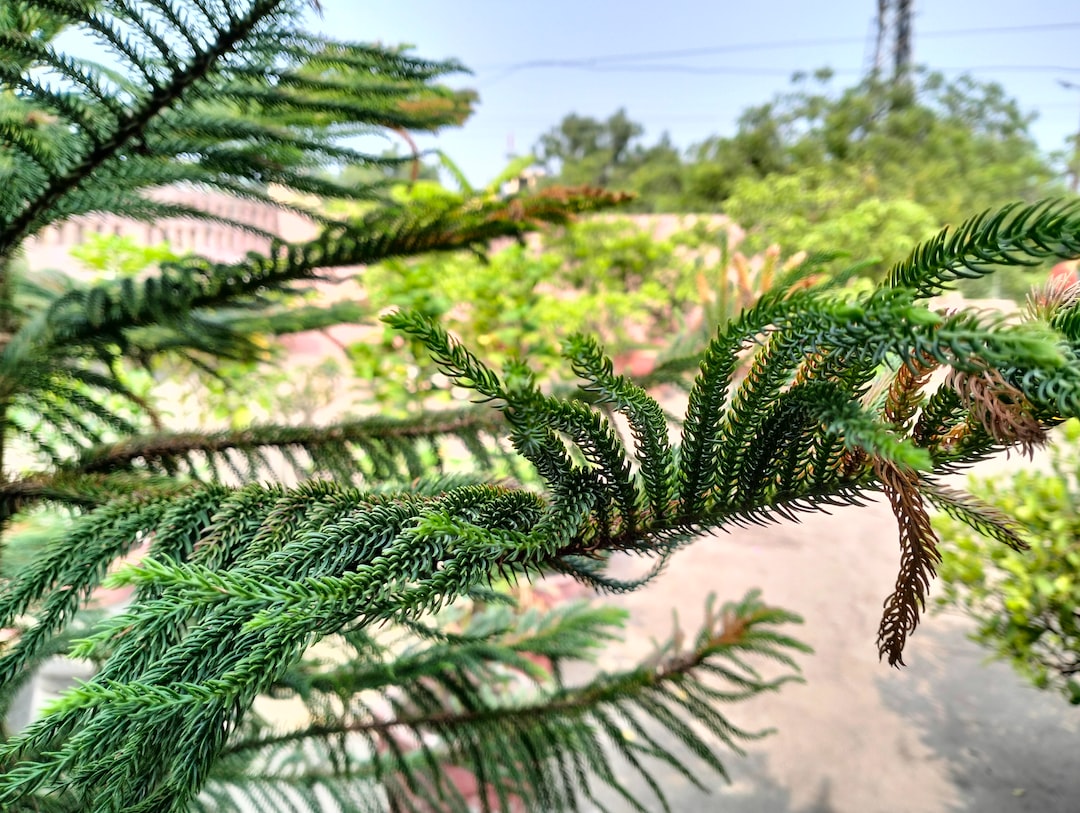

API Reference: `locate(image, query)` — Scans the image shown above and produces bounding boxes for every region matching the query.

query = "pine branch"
[5,22,1080,797]
[874,459,941,667]
[0,470,189,520]
[9,188,623,364]
[0,310,1067,808]
[0,0,295,256]
[60,407,508,487]
[56,592,806,813]
[946,367,1046,457]
[883,352,938,431]
[885,199,1080,298]
[565,334,676,522]
[0,3,487,257]
[920,479,1029,552]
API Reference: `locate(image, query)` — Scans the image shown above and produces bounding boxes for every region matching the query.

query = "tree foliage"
[3,3,1080,812]
[350,214,780,410]
[535,109,684,209]
[688,69,1054,218]
[537,70,1064,288]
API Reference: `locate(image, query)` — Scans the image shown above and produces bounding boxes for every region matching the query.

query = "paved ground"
[577,492,1080,813]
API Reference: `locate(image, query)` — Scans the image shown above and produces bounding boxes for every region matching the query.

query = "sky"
[307,0,1080,186]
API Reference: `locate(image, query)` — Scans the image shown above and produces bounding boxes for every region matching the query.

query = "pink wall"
[22,186,317,272]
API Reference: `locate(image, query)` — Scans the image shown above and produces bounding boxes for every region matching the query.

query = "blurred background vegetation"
[934,418,1080,705]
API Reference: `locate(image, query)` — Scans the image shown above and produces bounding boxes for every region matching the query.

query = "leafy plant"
[352,214,810,411]
[66,233,184,281]
[4,3,1080,812]
[935,415,1080,704]
[721,164,941,279]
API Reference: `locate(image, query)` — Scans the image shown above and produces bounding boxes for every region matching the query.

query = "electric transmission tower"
[870,0,914,84]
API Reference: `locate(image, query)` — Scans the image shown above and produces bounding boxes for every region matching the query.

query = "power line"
[478,21,1080,74]
[571,64,836,77]
[490,63,1080,78]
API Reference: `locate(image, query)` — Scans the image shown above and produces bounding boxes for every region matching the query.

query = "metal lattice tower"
[869,0,914,83]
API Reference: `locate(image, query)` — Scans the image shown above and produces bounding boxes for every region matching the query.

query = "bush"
[935,419,1080,703]
[351,214,813,411]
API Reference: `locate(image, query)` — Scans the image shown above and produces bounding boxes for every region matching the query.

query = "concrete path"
[581,496,1080,813]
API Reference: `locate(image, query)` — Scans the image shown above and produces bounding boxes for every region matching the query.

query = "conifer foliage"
[3,2,1080,812]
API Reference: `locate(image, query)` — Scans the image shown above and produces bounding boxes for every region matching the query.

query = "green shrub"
[352,215,816,411]
[935,419,1080,703]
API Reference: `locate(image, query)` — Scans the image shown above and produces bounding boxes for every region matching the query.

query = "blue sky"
[310,1,1080,186]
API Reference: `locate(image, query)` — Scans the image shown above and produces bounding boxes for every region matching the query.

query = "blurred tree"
[536,69,1062,240]
[682,69,1058,224]
[721,165,940,279]
[536,108,647,189]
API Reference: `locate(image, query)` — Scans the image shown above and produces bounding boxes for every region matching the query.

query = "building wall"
[21,186,315,271]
